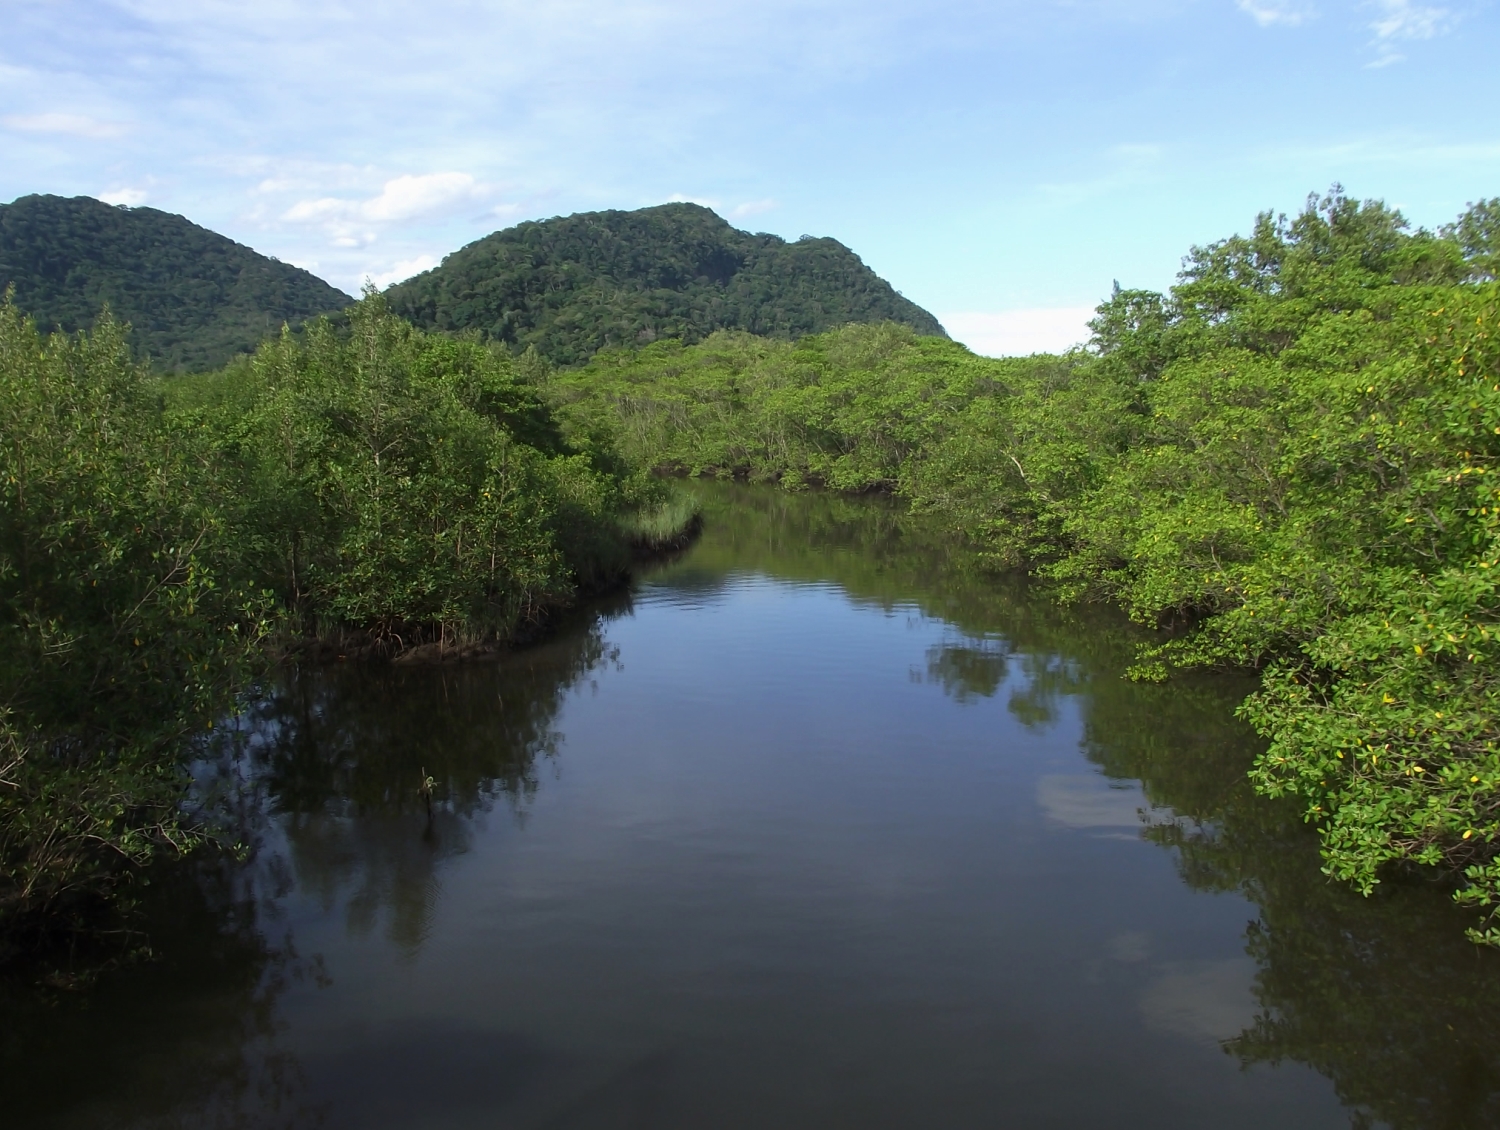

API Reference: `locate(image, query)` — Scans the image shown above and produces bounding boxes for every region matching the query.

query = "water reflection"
[1057,654,1500,1128]
[924,639,1010,703]
[4,482,1500,1129]
[1036,774,1153,829]
[244,598,625,957]
[689,486,1500,1128]
[2,600,626,1128]
[1,863,324,1129]
[890,557,1500,1123]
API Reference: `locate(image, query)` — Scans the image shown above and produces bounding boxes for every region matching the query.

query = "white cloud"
[276,172,510,253]
[284,172,489,227]
[1371,0,1452,39]
[941,306,1096,357]
[281,197,343,223]
[1366,0,1454,63]
[1235,0,1309,26]
[731,198,778,218]
[1140,960,1258,1044]
[362,173,483,222]
[98,186,149,206]
[1037,774,1146,828]
[2,112,129,139]
[368,253,441,289]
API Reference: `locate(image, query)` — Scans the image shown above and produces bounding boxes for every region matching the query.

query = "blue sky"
[3,0,1496,354]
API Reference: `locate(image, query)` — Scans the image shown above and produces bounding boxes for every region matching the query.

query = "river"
[6,483,1499,1128]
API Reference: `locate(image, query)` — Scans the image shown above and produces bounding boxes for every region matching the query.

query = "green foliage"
[385,202,947,366]
[0,291,676,950]
[618,492,703,552]
[0,194,351,373]
[551,322,1015,491]
[1020,195,1500,944]
[0,299,265,941]
[1443,198,1500,282]
[166,292,666,647]
[553,188,1500,943]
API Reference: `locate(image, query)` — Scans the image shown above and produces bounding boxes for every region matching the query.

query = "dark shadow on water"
[241,594,629,957]
[0,597,631,1128]
[0,859,326,1130]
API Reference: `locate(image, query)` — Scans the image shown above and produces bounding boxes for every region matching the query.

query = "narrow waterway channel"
[7,483,1499,1129]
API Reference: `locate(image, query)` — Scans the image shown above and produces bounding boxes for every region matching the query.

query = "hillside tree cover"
[548,189,1500,943]
[385,202,947,366]
[0,194,352,373]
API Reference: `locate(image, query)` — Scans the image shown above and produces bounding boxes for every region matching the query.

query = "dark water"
[7,484,1500,1129]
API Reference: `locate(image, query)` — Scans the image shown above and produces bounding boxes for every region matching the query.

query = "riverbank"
[0,293,682,952]
[546,192,1500,943]
[276,494,704,666]
[7,479,1497,1130]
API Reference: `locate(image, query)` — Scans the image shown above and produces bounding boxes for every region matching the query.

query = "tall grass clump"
[618,491,703,554]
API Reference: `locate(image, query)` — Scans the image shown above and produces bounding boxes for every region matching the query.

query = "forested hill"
[0,194,352,372]
[384,203,946,366]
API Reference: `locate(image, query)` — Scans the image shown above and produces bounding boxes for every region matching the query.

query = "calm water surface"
[7,485,1500,1128]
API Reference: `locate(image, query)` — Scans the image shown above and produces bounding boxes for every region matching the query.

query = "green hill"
[384,203,946,366]
[0,194,352,372]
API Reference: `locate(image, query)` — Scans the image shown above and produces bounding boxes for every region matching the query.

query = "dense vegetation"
[0,194,351,372]
[7,182,1500,957]
[385,202,946,366]
[0,304,264,955]
[548,189,1500,943]
[0,292,674,952]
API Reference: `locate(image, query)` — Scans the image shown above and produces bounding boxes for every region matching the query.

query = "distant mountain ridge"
[0,195,943,373]
[384,203,946,366]
[0,194,352,372]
